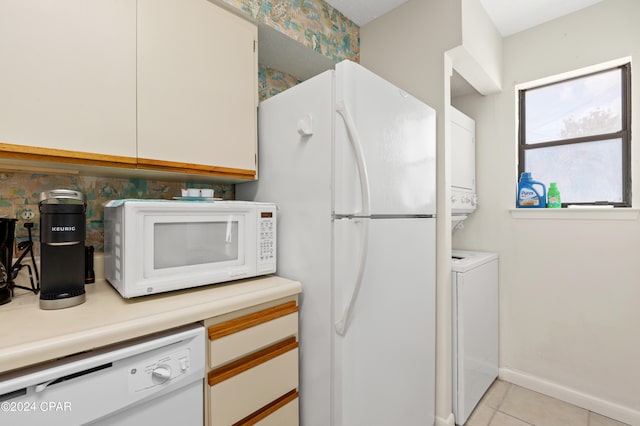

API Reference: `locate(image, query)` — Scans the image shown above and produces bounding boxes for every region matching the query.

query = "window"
[518,63,631,206]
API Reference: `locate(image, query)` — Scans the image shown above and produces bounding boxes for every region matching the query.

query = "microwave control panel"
[258,207,276,272]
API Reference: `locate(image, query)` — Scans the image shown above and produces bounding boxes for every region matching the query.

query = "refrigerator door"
[236,70,335,426]
[334,60,436,216]
[333,217,436,426]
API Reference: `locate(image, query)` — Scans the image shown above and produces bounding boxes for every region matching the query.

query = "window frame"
[517,62,632,207]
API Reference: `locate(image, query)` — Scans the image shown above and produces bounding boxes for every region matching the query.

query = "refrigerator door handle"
[335,217,369,336]
[335,100,371,336]
[336,100,371,216]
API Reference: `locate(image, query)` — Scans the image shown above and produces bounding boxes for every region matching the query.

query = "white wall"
[453,0,640,423]
[448,0,502,94]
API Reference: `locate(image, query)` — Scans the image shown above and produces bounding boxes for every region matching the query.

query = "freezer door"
[333,217,436,426]
[334,60,436,216]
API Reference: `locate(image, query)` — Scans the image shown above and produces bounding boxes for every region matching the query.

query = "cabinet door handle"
[208,337,297,386]
[208,301,298,341]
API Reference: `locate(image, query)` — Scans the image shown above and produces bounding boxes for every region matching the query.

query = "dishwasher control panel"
[0,324,205,425]
[128,348,192,392]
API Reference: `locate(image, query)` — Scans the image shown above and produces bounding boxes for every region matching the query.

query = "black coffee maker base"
[0,286,11,305]
[39,292,86,310]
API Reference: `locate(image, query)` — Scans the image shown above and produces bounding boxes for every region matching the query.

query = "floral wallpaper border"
[221,0,359,62]
[259,65,302,99]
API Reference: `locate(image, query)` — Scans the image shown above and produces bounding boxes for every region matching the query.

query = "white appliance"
[451,250,499,425]
[104,200,276,298]
[237,60,436,426]
[0,324,205,425]
[451,106,477,232]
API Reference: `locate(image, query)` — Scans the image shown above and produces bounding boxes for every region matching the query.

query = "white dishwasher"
[452,250,499,426]
[0,323,204,425]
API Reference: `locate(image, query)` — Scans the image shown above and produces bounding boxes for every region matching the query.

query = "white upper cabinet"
[137,0,258,177]
[0,0,137,159]
[0,0,258,179]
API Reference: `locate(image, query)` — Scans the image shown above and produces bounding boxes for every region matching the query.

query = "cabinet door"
[137,0,258,179]
[0,0,137,159]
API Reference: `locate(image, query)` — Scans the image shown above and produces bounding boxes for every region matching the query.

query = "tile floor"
[464,380,630,426]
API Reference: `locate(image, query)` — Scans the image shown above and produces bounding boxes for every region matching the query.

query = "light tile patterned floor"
[464,380,629,426]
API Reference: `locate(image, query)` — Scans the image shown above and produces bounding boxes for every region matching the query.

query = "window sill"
[509,207,640,221]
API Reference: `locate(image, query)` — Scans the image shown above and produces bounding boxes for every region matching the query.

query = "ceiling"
[322,0,410,27]
[324,0,604,36]
[323,0,605,96]
[480,0,604,36]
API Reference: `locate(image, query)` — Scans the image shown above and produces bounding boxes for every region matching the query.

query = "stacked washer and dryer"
[451,106,477,232]
[450,106,499,426]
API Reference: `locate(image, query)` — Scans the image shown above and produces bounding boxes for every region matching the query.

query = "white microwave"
[104,200,276,298]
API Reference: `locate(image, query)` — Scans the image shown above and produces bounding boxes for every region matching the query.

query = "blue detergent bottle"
[516,172,546,208]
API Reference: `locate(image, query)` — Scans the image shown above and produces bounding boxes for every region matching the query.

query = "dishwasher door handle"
[34,379,56,393]
[32,362,113,394]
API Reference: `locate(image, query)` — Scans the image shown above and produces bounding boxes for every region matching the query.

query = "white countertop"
[0,275,301,374]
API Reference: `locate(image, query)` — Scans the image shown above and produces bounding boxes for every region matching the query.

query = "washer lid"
[451,250,498,272]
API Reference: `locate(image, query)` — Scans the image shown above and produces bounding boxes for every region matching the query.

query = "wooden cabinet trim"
[233,389,298,426]
[208,337,298,386]
[137,158,256,180]
[0,142,257,180]
[0,142,137,168]
[208,301,298,341]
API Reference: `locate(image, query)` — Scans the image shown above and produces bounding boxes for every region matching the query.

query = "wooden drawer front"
[209,339,298,425]
[232,390,298,426]
[253,395,299,426]
[208,302,298,369]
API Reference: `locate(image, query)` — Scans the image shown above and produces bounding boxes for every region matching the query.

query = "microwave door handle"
[225,220,232,243]
[224,219,232,256]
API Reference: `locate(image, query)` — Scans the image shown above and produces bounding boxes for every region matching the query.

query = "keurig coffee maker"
[39,189,87,309]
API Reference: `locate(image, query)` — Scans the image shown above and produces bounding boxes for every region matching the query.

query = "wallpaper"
[259,65,302,99]
[221,0,359,62]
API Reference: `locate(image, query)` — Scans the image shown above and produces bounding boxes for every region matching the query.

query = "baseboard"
[435,413,455,426]
[500,368,640,425]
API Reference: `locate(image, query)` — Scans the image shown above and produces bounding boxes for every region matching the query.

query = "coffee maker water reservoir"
[39,189,86,309]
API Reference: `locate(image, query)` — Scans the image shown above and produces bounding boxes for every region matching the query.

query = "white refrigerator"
[237,60,436,426]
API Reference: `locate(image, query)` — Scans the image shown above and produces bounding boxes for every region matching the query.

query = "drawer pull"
[208,337,298,386]
[233,389,298,426]
[208,301,298,341]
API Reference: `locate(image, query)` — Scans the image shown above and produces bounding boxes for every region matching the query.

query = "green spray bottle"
[547,182,561,208]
